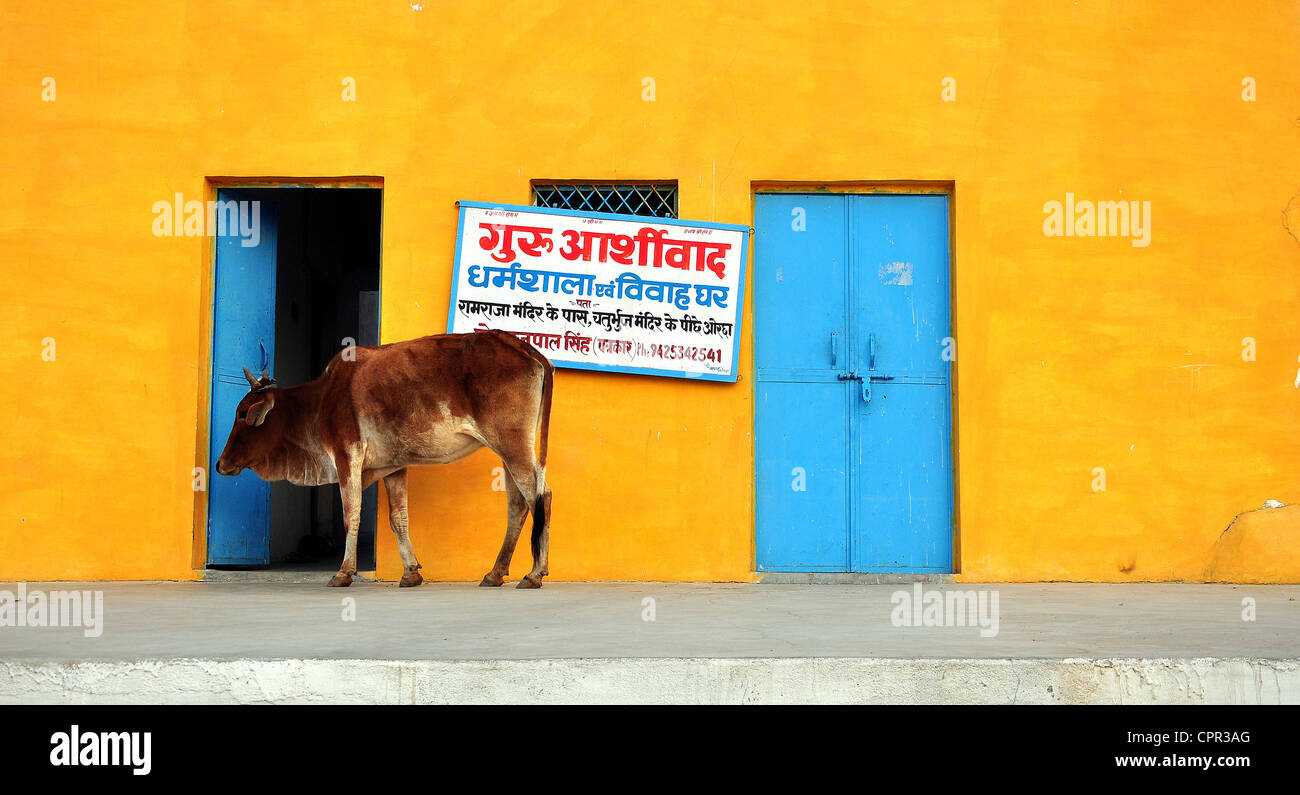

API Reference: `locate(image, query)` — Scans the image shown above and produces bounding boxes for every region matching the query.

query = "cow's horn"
[243,366,260,387]
[260,369,270,382]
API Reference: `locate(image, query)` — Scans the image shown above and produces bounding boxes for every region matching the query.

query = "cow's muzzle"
[215,458,242,477]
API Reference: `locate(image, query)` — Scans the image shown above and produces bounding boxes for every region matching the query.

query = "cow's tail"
[536,356,553,467]
[531,492,547,560]
[530,356,554,559]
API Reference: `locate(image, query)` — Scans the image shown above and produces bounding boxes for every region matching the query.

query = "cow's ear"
[245,392,276,427]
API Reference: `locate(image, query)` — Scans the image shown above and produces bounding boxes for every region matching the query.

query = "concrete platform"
[1,581,1297,703]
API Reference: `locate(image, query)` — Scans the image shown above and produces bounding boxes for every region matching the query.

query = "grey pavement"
[0,581,1295,662]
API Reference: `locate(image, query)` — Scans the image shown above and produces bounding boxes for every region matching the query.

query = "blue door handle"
[830,331,838,368]
[868,332,877,370]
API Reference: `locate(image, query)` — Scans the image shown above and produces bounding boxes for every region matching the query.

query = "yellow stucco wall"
[2,2,1299,582]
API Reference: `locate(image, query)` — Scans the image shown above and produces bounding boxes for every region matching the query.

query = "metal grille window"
[531,182,678,219]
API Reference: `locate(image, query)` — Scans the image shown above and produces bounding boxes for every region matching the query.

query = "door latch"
[862,374,894,406]
[840,370,894,405]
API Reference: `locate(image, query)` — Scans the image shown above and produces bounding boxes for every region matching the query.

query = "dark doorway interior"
[240,187,381,572]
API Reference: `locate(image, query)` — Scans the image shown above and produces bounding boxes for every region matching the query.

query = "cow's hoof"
[479,572,505,587]
[515,575,543,589]
[327,573,354,587]
[399,567,423,588]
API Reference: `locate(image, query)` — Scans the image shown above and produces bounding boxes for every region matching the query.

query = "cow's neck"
[258,380,338,486]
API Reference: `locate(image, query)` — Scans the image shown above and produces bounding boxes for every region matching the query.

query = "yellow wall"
[2,1,1299,583]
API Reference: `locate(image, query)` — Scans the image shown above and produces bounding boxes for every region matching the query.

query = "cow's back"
[315,331,547,464]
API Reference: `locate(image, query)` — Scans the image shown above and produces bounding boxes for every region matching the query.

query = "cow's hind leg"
[328,454,364,587]
[384,468,423,587]
[480,473,528,587]
[525,485,552,587]
[501,457,550,590]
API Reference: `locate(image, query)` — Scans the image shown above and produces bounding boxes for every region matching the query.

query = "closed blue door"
[755,195,850,570]
[755,193,952,573]
[850,195,952,572]
[208,190,277,565]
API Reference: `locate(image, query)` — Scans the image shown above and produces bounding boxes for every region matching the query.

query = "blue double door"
[755,193,953,573]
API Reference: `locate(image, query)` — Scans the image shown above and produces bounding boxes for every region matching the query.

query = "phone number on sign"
[634,343,723,363]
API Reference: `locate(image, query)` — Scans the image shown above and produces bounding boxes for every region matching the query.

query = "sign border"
[446,200,750,383]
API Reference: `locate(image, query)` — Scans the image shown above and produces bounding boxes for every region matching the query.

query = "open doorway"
[206,185,382,573]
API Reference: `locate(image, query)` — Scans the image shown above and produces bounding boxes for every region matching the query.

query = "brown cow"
[214,330,554,589]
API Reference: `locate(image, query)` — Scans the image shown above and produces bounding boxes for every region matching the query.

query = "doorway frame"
[191,176,385,571]
[748,180,961,574]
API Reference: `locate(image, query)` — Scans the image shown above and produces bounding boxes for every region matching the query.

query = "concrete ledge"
[4,657,1297,704]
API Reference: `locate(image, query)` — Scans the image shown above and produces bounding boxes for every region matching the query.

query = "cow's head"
[215,367,280,477]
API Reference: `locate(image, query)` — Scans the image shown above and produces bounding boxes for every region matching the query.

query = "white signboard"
[447,201,749,381]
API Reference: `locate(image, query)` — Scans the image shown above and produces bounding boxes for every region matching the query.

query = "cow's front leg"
[328,454,364,587]
[383,469,423,587]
